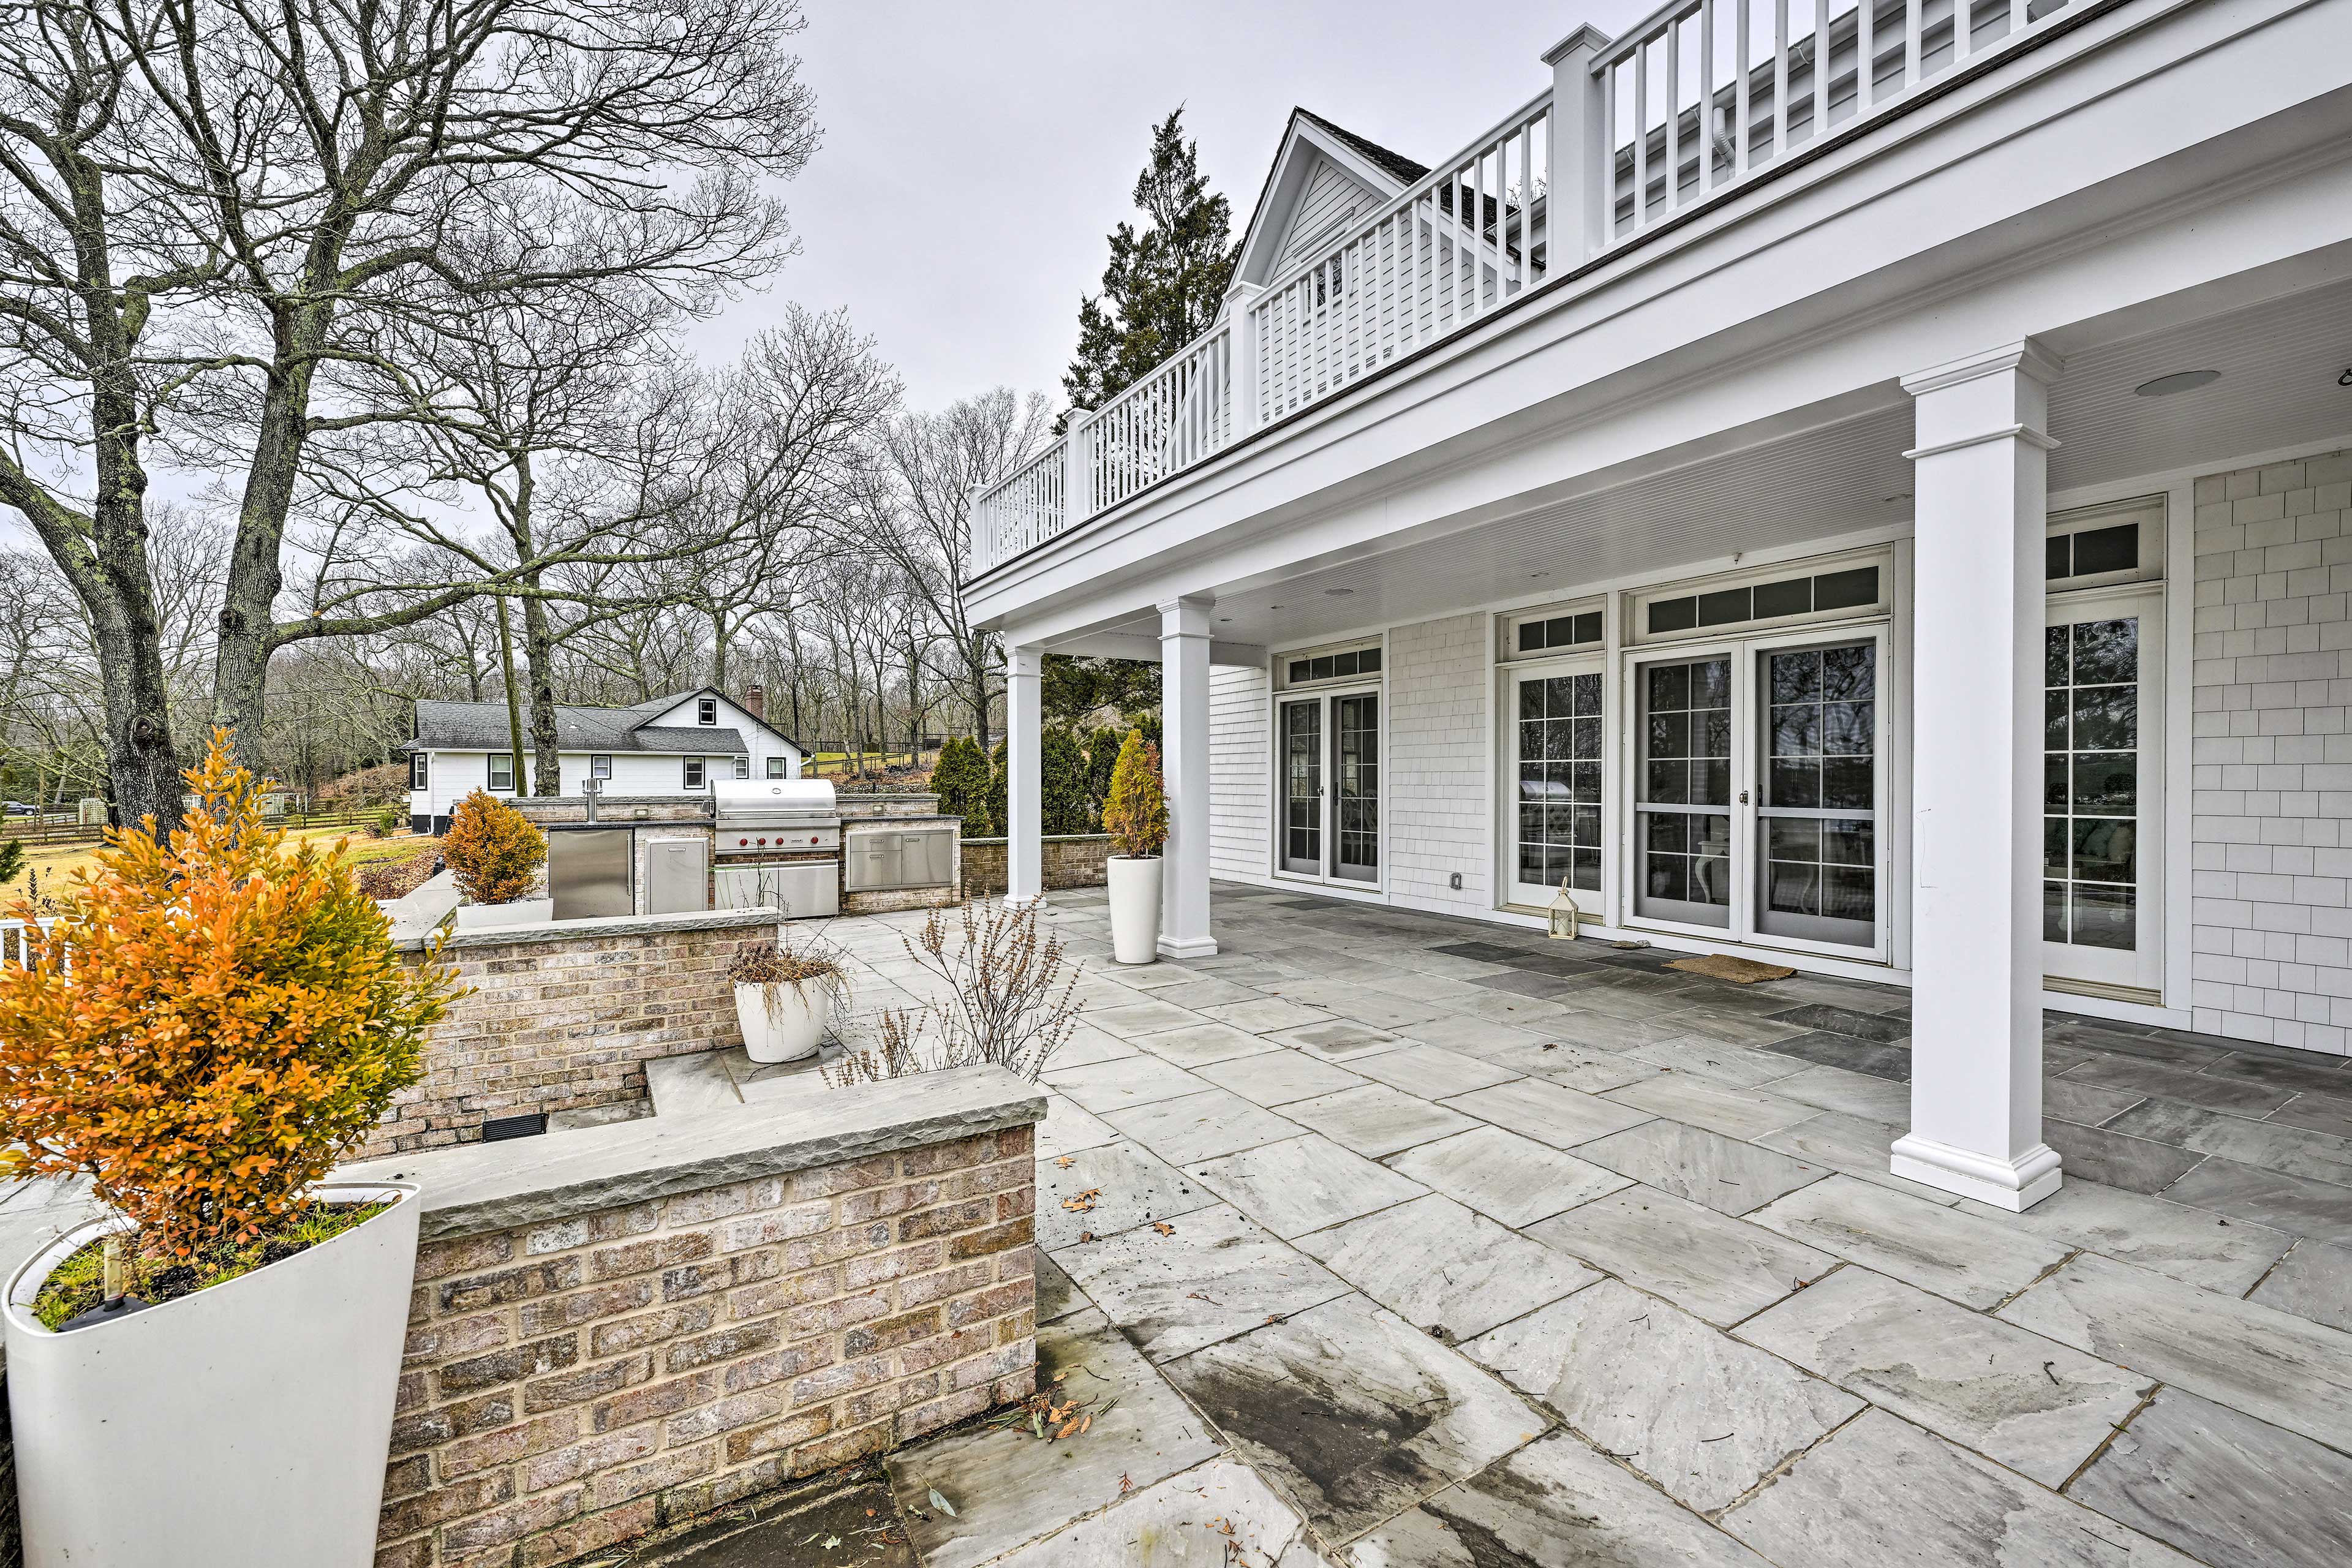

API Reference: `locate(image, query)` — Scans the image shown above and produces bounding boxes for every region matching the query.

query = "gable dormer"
[1231,111,1428,298]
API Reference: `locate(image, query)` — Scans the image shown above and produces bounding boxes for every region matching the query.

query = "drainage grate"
[481,1113,548,1142]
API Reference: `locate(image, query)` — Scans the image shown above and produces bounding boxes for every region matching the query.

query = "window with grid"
[1335,695,1379,875]
[1759,643,1877,933]
[1517,673,1603,892]
[1637,657,1732,917]
[2045,619,2139,949]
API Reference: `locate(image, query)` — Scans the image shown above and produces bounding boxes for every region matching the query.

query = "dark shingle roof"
[1297,110,1430,188]
[405,696,752,756]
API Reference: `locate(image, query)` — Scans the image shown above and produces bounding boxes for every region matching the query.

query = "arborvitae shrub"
[1101,731,1168,859]
[443,789,546,905]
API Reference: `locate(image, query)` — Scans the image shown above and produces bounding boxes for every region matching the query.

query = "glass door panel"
[1635,655,1733,927]
[1280,698,1322,875]
[1754,640,1878,948]
[1512,668,1604,905]
[2042,597,2160,992]
[1335,694,1380,881]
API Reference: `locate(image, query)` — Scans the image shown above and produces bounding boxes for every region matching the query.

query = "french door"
[1507,660,1606,908]
[2043,589,2163,996]
[1627,625,1888,959]
[1278,688,1380,883]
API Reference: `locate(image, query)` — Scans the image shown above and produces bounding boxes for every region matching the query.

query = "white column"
[1893,340,2064,1211]
[1006,644,1043,907]
[1226,281,1264,438]
[1158,595,1218,959]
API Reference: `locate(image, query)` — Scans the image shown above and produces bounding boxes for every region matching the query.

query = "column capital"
[1157,595,1215,639]
[1899,339,2064,398]
[1005,644,1043,678]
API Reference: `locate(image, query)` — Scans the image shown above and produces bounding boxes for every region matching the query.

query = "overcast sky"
[695,0,1660,412]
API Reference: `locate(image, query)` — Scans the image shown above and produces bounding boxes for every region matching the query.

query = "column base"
[1155,934,1219,960]
[1889,1134,2064,1212]
[1004,892,1044,911]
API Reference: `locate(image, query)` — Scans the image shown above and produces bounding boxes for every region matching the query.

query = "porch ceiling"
[1055,271,2352,657]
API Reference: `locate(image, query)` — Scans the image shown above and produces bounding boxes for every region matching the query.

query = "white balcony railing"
[1,916,59,968]
[968,0,2101,578]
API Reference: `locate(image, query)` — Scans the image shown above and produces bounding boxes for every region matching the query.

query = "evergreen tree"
[1064,110,1241,417]
[932,737,992,836]
[1083,728,1125,828]
[1040,727,1090,837]
[984,741,1010,845]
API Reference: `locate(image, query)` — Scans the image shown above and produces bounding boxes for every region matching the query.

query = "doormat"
[1666,954,1796,984]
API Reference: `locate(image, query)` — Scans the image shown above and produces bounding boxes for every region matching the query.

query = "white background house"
[965,0,2352,1210]
[402,690,802,831]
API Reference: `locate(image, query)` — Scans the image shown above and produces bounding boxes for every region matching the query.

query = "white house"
[401,689,802,832]
[967,0,2352,1210]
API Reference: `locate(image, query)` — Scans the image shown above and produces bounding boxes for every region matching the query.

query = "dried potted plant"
[1099,730,1169,964]
[730,933,849,1063]
[444,787,550,927]
[0,733,462,1567]
[827,899,1082,1087]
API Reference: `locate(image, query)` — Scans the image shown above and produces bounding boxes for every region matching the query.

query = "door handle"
[1740,790,1751,805]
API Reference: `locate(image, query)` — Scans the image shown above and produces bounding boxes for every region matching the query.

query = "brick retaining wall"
[364,1074,1042,1567]
[373,911,782,1158]
[959,835,1114,897]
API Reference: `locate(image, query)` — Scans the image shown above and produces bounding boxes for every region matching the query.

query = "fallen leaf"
[1152,1221,1174,1235]
[1054,1155,1075,1168]
[928,1488,958,1518]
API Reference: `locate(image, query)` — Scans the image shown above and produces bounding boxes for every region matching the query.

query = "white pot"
[736,979,833,1063]
[455,896,552,930]
[3,1182,421,1568]
[1107,855,1164,965]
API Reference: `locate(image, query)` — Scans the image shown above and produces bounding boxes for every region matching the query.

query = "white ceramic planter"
[1107,855,1164,965]
[736,980,832,1063]
[455,896,552,930]
[3,1182,421,1568]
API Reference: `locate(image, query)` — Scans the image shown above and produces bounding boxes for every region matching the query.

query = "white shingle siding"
[2189,446,2352,1055]
[1385,615,1490,916]
[1210,664,1270,881]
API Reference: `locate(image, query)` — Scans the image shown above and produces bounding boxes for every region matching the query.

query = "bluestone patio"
[676,883,2352,1567]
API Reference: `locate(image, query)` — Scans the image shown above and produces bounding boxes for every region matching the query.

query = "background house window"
[684,758,706,788]
[697,698,718,725]
[591,755,612,780]
[766,756,787,778]
[733,756,749,778]
[410,753,428,790]
[488,754,514,790]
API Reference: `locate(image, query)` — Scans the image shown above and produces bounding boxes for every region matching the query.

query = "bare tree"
[864,389,1055,747]
[0,0,817,831]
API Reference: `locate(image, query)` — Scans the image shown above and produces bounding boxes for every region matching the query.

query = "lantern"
[1548,880,1581,941]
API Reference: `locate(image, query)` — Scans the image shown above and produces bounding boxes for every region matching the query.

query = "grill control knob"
[737,837,748,846]
[756,836,767,846]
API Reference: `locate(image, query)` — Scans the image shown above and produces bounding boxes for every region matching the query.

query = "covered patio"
[693,884,2352,1566]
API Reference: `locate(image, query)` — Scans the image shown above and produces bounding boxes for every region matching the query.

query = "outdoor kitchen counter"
[387,903,781,954]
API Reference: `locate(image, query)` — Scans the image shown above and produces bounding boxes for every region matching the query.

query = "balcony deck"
[968,0,2128,583]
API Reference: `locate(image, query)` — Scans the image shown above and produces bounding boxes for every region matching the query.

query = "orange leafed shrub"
[442,788,546,905]
[1100,732,1167,859]
[0,732,464,1256]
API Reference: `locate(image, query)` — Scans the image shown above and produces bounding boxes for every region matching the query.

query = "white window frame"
[1620,619,1894,964]
[410,753,428,790]
[1499,597,1607,663]
[1628,548,1894,647]
[1275,638,1384,691]
[733,756,750,779]
[1267,654,1387,892]
[2047,496,2165,592]
[766,756,788,779]
[590,754,612,780]
[683,757,706,790]
[488,753,514,791]
[1500,650,1611,912]
[696,697,718,725]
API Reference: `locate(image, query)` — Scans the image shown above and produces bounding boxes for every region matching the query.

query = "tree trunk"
[521,579,562,795]
[494,595,528,789]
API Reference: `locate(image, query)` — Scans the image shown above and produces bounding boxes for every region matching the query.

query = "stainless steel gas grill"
[709,778,840,917]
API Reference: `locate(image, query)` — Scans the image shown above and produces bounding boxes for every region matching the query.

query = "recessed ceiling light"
[1268,604,1282,611]
[1324,587,1354,597]
[1529,570,1549,578]
[1217,617,1231,623]
[2135,369,2221,398]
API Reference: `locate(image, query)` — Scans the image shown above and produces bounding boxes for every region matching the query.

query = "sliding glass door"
[1627,627,1887,958]
[1277,687,1381,884]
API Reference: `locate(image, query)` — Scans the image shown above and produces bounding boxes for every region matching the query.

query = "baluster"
[1665,18,1681,213]
[2009,0,2026,40]
[1813,0,1830,138]
[1700,0,1716,193]
[1904,0,1921,88]
[1860,0,1875,110]
[1602,64,1619,247]
[1735,0,1752,175]
[1634,42,1650,230]
[1773,0,1790,161]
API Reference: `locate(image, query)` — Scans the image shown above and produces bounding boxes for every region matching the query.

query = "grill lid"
[711,778,838,823]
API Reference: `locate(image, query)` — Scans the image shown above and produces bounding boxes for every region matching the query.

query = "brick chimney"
[743,685,766,720]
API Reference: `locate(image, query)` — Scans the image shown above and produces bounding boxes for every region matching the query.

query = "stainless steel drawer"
[845,827,956,892]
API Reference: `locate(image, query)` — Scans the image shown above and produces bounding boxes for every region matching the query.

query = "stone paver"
[1294,1083,1482,1159]
[1044,1053,1213,1115]
[1603,1072,1815,1141]
[1051,1202,1351,1363]
[2247,1238,2352,1330]
[1745,1176,2071,1310]
[1957,1177,2291,1295]
[1719,1408,2199,1568]
[1104,1087,1302,1166]
[1298,1194,1599,1341]
[1526,1186,1834,1328]
[1464,1278,1863,1512]
[1200,1049,1371,1107]
[1438,1076,1653,1147]
[1385,1125,1628,1227]
[2066,1388,2352,1568]
[1186,1134,1427,1239]
[990,1458,1308,1567]
[1577,1120,1830,1215]
[1038,1138,1215,1250]
[1164,1292,1544,1545]
[1736,1267,2152,1485]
